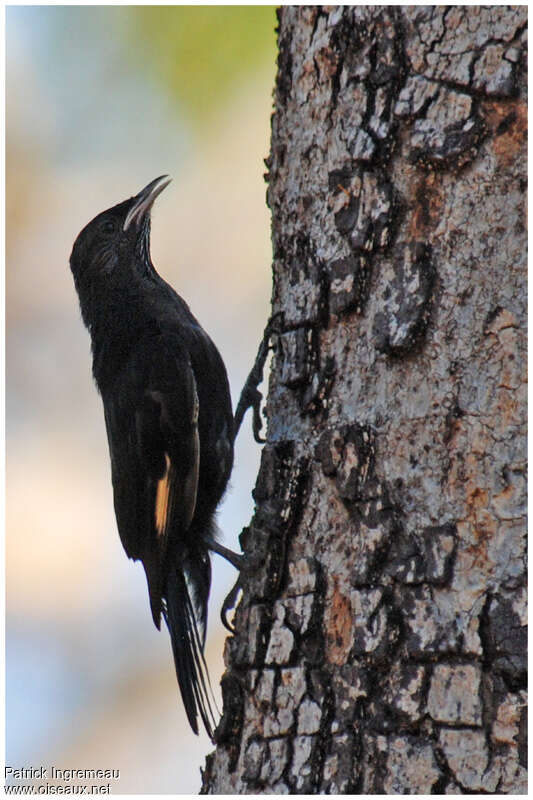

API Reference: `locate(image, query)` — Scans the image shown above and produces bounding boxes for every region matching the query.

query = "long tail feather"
[163,568,216,738]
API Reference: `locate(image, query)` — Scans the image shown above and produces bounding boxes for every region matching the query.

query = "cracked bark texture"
[202,6,526,794]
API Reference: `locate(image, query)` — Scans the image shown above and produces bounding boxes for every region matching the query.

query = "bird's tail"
[163,548,216,738]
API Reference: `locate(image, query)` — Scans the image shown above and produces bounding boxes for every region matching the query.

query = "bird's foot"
[233,314,282,443]
[220,575,244,633]
[206,538,244,633]
[208,535,266,633]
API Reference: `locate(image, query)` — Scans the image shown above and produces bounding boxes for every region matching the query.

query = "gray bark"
[202,6,527,794]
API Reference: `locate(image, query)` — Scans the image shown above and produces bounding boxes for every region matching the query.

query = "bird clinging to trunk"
[70,176,240,737]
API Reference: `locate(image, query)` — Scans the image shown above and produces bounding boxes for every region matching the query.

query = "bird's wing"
[102,336,200,627]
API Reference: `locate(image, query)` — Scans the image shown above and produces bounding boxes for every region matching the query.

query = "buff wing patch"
[155,453,172,537]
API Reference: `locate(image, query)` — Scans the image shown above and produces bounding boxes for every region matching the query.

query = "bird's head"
[70,175,172,288]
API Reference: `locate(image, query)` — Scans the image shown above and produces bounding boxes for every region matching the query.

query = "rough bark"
[202,6,526,794]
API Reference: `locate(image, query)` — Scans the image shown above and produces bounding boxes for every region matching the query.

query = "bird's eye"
[102,220,116,234]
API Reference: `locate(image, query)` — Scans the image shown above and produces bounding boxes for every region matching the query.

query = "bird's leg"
[219,535,268,632]
[207,538,244,570]
[205,536,244,633]
[233,314,281,444]
[220,314,282,631]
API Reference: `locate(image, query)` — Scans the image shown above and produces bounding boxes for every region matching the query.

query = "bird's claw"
[220,576,243,633]
[250,387,266,443]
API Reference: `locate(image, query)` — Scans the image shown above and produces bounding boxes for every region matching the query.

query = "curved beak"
[123,175,172,231]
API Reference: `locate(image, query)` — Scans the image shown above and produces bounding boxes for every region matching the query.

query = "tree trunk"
[202,6,526,794]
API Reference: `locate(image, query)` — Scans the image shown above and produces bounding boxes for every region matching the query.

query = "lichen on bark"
[202,6,526,794]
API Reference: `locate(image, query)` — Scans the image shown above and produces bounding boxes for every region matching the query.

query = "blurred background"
[6,6,276,793]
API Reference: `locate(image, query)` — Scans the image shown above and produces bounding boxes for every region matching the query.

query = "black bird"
[70,176,240,737]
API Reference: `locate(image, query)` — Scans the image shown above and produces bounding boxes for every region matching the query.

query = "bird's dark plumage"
[70,176,234,737]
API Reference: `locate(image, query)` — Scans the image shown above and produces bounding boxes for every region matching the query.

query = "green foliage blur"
[128,6,277,124]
